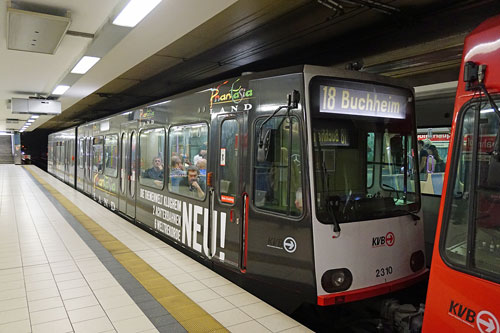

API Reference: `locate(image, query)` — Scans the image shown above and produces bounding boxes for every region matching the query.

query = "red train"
[423,14,500,332]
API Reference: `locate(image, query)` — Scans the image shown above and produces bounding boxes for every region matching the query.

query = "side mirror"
[290,90,300,109]
[257,128,274,163]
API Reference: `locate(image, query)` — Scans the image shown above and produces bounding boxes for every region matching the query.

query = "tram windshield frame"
[441,95,500,283]
[309,77,420,224]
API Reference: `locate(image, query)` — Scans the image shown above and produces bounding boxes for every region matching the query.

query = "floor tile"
[257,313,300,332]
[212,308,253,327]
[225,292,261,307]
[29,296,64,312]
[30,306,68,325]
[104,304,145,322]
[0,306,29,324]
[240,302,279,319]
[72,316,114,333]
[227,320,272,333]
[0,319,31,333]
[186,289,220,303]
[32,318,73,333]
[112,315,156,333]
[27,287,60,302]
[198,297,235,314]
[68,305,107,323]
[0,296,27,312]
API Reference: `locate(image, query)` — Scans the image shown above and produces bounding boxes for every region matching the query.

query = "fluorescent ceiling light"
[71,56,101,74]
[52,85,70,95]
[113,0,162,27]
[30,115,40,119]
[27,119,35,123]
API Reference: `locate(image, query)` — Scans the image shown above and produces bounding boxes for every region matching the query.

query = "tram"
[423,15,500,332]
[48,65,426,312]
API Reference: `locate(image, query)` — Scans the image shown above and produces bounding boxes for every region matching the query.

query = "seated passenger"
[196,158,207,177]
[193,149,207,166]
[180,166,205,199]
[143,156,164,188]
[170,156,185,191]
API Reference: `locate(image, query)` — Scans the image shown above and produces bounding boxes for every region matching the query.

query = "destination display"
[314,127,350,146]
[319,85,408,119]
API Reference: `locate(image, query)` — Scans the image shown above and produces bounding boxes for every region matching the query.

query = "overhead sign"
[319,85,407,119]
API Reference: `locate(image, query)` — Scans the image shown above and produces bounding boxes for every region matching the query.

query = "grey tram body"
[48,65,426,313]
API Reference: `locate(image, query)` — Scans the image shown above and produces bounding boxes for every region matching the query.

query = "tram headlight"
[410,250,425,272]
[321,268,353,293]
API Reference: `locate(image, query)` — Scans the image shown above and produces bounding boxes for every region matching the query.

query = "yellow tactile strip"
[25,167,227,333]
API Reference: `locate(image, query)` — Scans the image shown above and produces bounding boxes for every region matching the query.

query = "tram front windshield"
[310,78,419,224]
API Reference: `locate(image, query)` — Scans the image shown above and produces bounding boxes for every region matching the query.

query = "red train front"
[423,15,500,332]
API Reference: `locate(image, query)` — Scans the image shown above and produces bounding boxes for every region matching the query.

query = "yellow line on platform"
[25,166,227,333]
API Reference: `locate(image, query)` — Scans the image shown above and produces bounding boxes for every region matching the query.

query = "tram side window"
[139,128,165,189]
[93,136,104,174]
[104,134,118,177]
[444,101,500,278]
[168,123,208,200]
[78,138,84,169]
[254,116,303,216]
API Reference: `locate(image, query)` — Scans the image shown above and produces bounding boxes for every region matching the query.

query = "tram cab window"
[253,116,303,216]
[168,123,208,199]
[139,128,165,189]
[444,100,500,278]
[312,118,419,224]
[104,134,118,177]
[78,138,84,169]
[92,136,104,174]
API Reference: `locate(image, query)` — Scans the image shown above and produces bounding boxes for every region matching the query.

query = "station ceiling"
[2,0,500,133]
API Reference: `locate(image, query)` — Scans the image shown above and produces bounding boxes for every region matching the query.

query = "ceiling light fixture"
[30,115,40,119]
[112,0,162,28]
[52,85,70,95]
[71,56,101,74]
[27,119,35,123]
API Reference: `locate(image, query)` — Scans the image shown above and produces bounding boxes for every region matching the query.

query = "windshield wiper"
[382,183,402,201]
[315,132,341,233]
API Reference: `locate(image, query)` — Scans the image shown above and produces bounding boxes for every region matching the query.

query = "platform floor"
[0,165,310,333]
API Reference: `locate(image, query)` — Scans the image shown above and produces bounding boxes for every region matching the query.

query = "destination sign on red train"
[417,133,451,141]
[319,85,408,119]
[463,135,496,152]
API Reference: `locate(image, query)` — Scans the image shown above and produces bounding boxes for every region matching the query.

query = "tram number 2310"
[376,266,393,277]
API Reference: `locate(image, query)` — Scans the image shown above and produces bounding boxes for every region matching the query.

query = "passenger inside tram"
[170,155,185,191]
[143,156,164,188]
[180,165,205,198]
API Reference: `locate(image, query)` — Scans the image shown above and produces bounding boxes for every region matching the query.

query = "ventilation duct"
[7,6,71,54]
[11,98,61,115]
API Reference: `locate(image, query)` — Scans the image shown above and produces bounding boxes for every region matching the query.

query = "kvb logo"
[372,232,395,248]
[448,300,499,333]
[449,300,477,327]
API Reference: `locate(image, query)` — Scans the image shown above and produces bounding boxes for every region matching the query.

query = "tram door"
[84,137,92,195]
[118,125,137,219]
[212,114,248,271]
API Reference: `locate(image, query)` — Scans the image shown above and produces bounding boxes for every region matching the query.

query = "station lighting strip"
[50,0,162,97]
